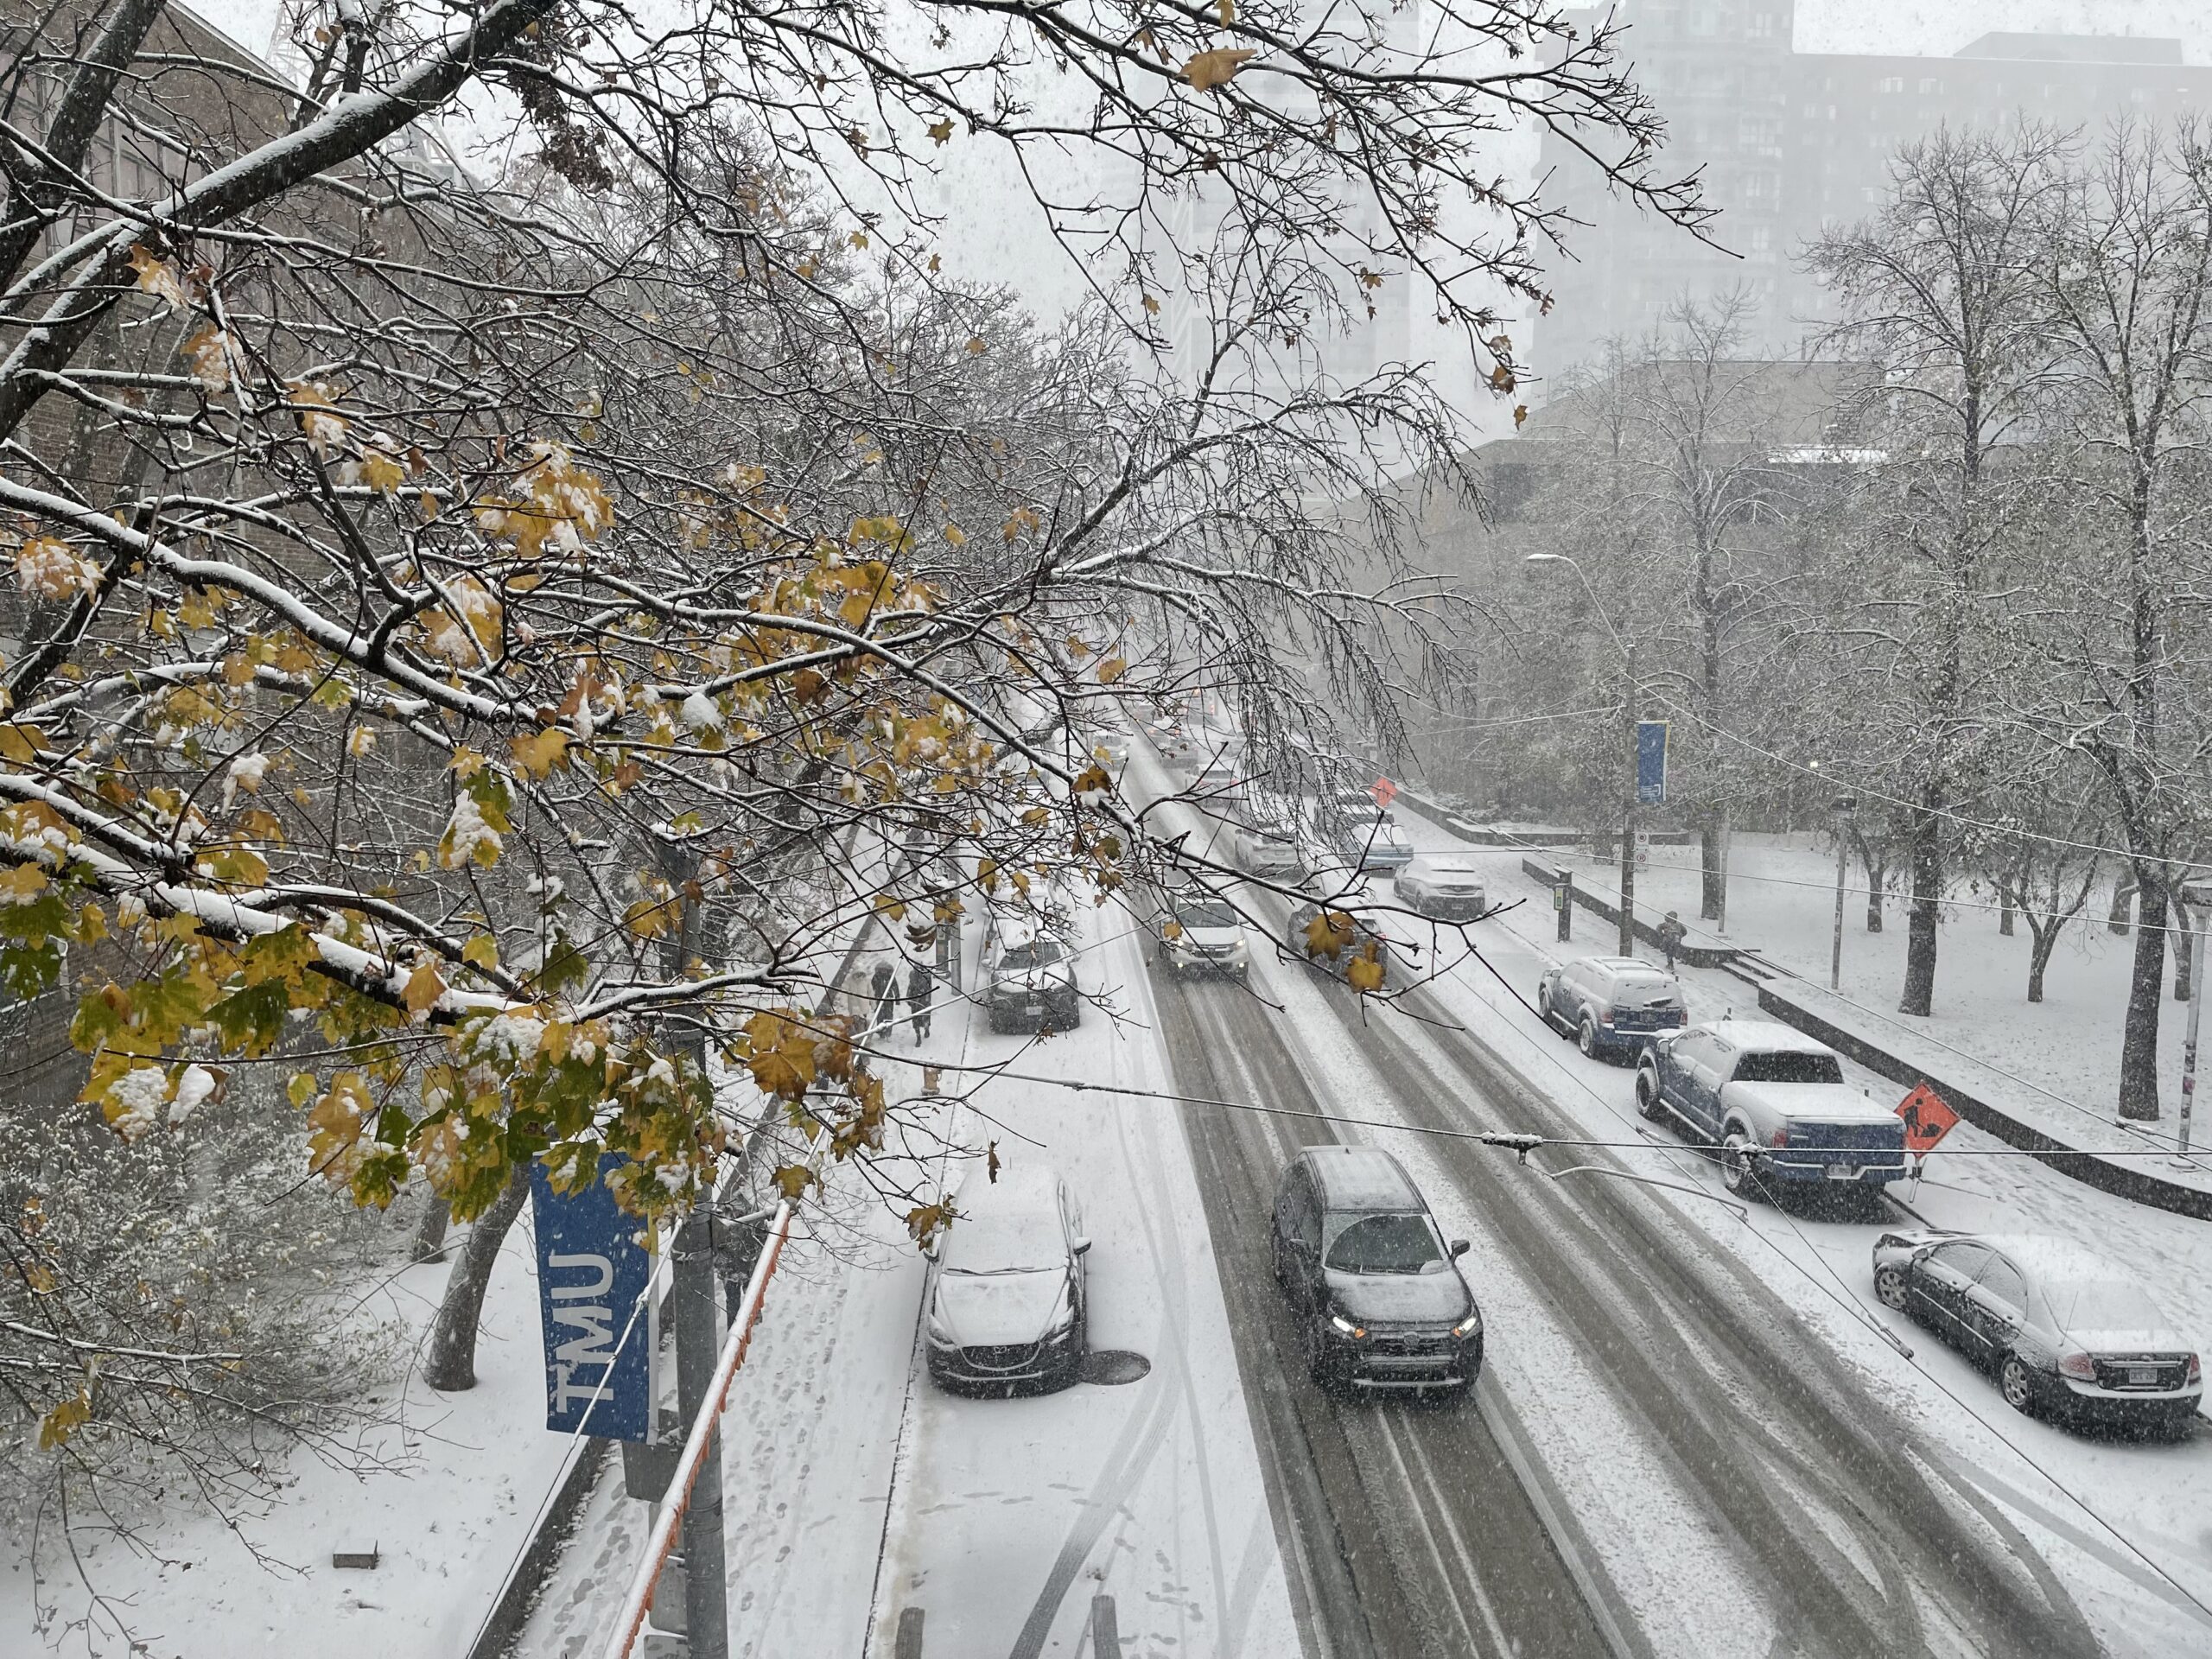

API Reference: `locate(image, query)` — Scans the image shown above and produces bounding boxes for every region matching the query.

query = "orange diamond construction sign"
[1370,776,1398,809]
[1896,1082,1960,1154]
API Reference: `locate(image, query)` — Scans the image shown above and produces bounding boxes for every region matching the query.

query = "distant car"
[1872,1230,2202,1433]
[1154,893,1250,981]
[981,921,1082,1033]
[1334,811,1414,874]
[1269,1145,1482,1398]
[1635,1020,1907,1199]
[1538,956,1686,1058]
[1241,818,1315,882]
[1088,731,1128,768]
[925,1166,1090,1393]
[1395,857,1488,922]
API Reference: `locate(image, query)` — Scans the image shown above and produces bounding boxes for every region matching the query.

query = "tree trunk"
[2027,921,2062,1004]
[1899,804,1941,1017]
[1864,859,1885,933]
[2109,881,2134,936]
[423,1165,532,1392]
[1997,882,2015,938]
[2117,875,2169,1122]
[1699,814,1725,922]
[411,1194,451,1263]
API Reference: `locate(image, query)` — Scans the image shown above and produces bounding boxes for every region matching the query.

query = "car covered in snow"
[1872,1230,2202,1433]
[925,1166,1090,1393]
[1394,856,1489,922]
[1538,956,1686,1058]
[1333,811,1414,874]
[1634,1020,1907,1200]
[1269,1145,1482,1398]
[980,919,1082,1033]
[1154,893,1250,982]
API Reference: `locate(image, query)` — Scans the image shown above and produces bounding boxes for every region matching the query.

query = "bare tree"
[2026,122,2212,1117]
[1804,124,2073,1017]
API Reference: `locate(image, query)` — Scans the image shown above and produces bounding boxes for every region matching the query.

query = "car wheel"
[1301,1322,1339,1395]
[1719,1131,1768,1204]
[1874,1265,1910,1311]
[1577,1013,1599,1058]
[1269,1233,1289,1294]
[2000,1353,2039,1417]
[1635,1064,1666,1122]
[1536,985,1555,1029]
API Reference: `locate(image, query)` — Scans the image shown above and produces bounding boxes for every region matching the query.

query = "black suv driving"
[1270,1145,1483,1398]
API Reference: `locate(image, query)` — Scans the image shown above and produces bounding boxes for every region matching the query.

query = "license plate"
[2128,1366,2158,1386]
[1826,1162,1859,1181]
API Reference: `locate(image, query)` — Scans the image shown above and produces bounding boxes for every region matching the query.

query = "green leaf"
[206,981,289,1057]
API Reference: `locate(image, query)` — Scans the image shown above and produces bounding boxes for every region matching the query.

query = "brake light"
[1770,1128,1789,1148]
[2189,1354,2202,1385]
[2058,1351,2096,1382]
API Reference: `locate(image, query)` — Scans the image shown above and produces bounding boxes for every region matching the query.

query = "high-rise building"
[1535,5,2212,375]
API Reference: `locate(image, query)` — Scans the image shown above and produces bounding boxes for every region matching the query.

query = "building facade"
[1535,5,2212,374]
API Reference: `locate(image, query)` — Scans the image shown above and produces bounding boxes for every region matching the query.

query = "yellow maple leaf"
[37,1388,92,1450]
[402,961,447,1016]
[1096,657,1127,684]
[929,118,956,145]
[128,244,195,308]
[1347,946,1385,993]
[1303,908,1354,960]
[1185,48,1256,91]
[510,728,569,779]
[0,863,48,905]
[359,448,406,493]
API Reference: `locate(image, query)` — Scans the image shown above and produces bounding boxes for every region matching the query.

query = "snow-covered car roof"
[1404,856,1482,877]
[944,1166,1067,1273]
[1974,1232,2131,1287]
[1696,1020,1835,1055]
[1306,1145,1421,1212]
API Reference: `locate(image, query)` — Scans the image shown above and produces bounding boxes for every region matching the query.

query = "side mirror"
[1072,1237,1091,1256]
[1449,1239,1471,1259]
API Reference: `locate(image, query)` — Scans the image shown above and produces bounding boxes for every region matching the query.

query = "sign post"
[2177,880,2212,1166]
[531,1154,657,1441]
[1894,1081,1961,1198]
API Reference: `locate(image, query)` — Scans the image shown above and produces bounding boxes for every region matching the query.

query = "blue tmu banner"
[1636,720,1669,805]
[531,1154,655,1441]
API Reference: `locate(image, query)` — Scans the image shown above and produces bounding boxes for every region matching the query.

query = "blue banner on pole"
[531,1154,655,1441]
[1636,720,1669,804]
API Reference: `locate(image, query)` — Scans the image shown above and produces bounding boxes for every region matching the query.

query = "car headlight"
[1452,1314,1483,1340]
[926,1313,957,1348]
[1328,1313,1366,1338]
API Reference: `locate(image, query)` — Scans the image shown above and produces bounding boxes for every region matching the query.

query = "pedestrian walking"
[908,959,934,1040]
[1656,911,1688,972]
[868,960,897,1039]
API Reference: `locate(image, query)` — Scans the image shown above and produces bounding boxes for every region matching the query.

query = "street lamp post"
[1830,796,1857,993]
[1527,552,1637,956]
[2178,879,2212,1165]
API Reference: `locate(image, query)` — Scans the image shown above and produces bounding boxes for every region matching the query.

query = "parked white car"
[926,1166,1090,1393]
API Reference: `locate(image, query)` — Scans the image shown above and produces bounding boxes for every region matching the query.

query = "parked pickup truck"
[1634,1020,1907,1202]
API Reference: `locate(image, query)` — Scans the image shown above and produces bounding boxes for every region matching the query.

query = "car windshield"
[1326,1212,1444,1274]
[1178,900,1239,928]
[1732,1051,1843,1084]
[998,938,1064,969]
[2046,1279,2166,1332]
[940,1205,1064,1274]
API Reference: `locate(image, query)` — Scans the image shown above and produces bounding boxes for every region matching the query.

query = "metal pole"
[2181,897,2207,1164]
[652,835,726,1658]
[671,1202,728,1656]
[1619,678,1637,957]
[1715,804,1731,936]
[1830,824,1847,993]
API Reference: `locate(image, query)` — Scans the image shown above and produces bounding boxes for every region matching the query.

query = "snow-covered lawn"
[4,1224,574,1659]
